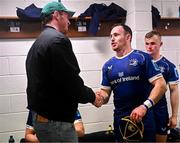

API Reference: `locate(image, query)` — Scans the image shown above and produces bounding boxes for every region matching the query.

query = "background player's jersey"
[101,50,162,116]
[26,110,34,129]
[153,56,179,107]
[74,110,82,124]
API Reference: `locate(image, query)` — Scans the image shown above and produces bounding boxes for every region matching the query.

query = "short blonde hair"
[145,30,161,41]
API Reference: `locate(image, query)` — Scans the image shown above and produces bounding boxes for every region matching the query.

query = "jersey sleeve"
[101,62,112,90]
[50,38,96,104]
[167,64,179,85]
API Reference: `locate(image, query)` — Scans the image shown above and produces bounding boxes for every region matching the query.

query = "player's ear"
[52,11,59,16]
[53,11,62,19]
[126,34,131,41]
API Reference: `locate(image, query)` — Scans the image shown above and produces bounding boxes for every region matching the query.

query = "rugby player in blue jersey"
[145,30,179,142]
[98,24,167,142]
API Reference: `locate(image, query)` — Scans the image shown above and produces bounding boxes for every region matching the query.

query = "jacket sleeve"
[49,37,96,104]
[77,85,96,103]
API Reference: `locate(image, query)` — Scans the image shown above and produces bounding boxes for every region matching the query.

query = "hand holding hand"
[93,91,104,108]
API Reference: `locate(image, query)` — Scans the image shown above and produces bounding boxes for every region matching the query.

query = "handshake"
[93,90,109,108]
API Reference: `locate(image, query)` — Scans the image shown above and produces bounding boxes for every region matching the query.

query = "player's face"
[145,35,162,57]
[110,26,129,52]
[57,11,70,34]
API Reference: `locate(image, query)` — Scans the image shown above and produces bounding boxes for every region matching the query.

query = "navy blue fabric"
[152,5,161,27]
[79,3,107,35]
[100,3,127,21]
[79,3,127,35]
[16,4,42,21]
[27,110,33,127]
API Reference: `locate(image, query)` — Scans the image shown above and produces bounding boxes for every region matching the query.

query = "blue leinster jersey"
[154,56,179,107]
[101,50,162,116]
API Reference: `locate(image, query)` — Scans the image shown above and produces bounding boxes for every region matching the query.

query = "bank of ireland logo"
[129,58,138,66]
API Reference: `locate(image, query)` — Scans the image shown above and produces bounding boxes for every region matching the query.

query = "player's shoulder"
[133,49,150,57]
[131,50,151,62]
[161,56,176,67]
[104,56,116,66]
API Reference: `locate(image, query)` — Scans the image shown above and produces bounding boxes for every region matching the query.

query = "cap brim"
[65,10,75,17]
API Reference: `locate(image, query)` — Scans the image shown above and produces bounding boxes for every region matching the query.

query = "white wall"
[152,0,179,17]
[0,0,180,142]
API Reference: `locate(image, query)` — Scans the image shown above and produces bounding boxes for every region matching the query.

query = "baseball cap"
[119,116,144,142]
[41,1,75,17]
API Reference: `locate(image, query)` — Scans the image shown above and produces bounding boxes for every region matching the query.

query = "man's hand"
[92,91,104,108]
[168,115,177,129]
[130,105,147,122]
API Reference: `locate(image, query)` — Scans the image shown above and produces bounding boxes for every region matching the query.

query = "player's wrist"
[143,98,154,110]
[172,114,178,117]
[141,104,148,111]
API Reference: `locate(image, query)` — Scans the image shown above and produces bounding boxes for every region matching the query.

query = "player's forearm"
[149,77,167,104]
[170,85,179,117]
[25,134,39,143]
